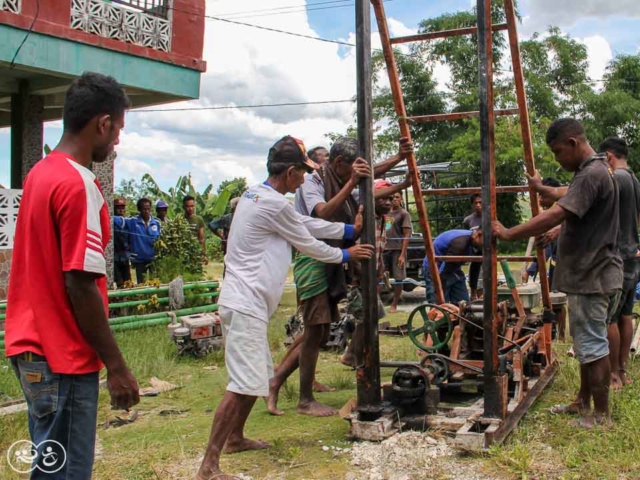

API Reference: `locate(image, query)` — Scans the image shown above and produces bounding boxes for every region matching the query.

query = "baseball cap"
[114,198,126,206]
[374,179,393,190]
[267,136,319,173]
[155,200,169,209]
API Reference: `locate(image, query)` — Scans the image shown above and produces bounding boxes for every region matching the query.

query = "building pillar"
[92,157,115,286]
[10,81,44,188]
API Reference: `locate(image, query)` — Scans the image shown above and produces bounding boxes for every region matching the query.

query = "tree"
[217,177,248,209]
[142,173,232,223]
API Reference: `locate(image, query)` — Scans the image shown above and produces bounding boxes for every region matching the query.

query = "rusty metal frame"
[353,0,557,446]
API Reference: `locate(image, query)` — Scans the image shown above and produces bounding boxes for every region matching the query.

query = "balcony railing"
[70,0,172,52]
[110,0,169,19]
[1,0,21,14]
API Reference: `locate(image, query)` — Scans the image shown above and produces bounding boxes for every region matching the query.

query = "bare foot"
[223,437,270,454]
[570,415,612,430]
[620,370,632,386]
[297,400,337,417]
[610,373,623,391]
[266,380,285,416]
[340,353,355,368]
[194,466,237,480]
[313,381,336,393]
[389,305,398,313]
[549,401,590,415]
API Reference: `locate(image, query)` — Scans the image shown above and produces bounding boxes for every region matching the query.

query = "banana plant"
[142,173,236,222]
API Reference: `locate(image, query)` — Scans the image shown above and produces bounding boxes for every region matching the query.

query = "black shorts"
[612,259,639,320]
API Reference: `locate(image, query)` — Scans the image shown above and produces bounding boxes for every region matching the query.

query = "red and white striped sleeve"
[56,162,107,276]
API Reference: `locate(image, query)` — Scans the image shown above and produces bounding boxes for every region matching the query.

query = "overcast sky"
[0,0,638,191]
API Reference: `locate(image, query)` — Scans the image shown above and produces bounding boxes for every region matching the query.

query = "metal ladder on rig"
[371,0,553,418]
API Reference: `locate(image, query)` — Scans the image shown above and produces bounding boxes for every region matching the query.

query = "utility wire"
[217,0,354,19]
[10,0,40,68]
[131,99,354,113]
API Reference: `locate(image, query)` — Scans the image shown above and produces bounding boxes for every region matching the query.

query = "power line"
[130,99,355,112]
[10,0,40,68]
[217,0,353,18]
[206,15,355,46]
[220,3,354,20]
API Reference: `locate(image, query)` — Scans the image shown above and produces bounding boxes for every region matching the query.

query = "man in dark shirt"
[384,192,412,312]
[183,195,207,264]
[113,198,131,287]
[493,118,623,428]
[463,194,483,300]
[600,137,640,389]
[423,229,483,304]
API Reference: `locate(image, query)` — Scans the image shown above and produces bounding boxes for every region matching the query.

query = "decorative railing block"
[0,190,23,249]
[0,0,21,14]
[70,0,172,52]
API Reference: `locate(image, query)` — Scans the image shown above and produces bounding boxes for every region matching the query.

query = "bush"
[153,216,204,282]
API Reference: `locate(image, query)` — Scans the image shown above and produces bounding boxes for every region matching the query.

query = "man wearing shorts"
[600,137,640,389]
[266,136,412,417]
[494,118,623,428]
[384,192,412,312]
[195,136,374,480]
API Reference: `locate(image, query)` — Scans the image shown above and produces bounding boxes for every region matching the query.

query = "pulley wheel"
[420,354,450,385]
[407,303,454,352]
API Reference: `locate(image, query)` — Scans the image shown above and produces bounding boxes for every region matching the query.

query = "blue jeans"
[11,353,99,479]
[424,270,470,304]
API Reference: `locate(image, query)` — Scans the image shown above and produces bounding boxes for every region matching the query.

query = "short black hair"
[545,118,585,145]
[307,146,328,162]
[599,137,629,159]
[470,193,481,203]
[137,198,151,211]
[183,195,195,205]
[329,137,358,164]
[62,72,130,134]
[542,177,561,188]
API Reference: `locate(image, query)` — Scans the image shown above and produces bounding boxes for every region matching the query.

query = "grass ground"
[1,264,639,479]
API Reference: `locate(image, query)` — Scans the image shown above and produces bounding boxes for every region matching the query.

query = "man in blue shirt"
[423,229,483,304]
[113,198,161,284]
[113,197,131,287]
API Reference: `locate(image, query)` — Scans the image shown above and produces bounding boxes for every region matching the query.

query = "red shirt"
[5,151,111,374]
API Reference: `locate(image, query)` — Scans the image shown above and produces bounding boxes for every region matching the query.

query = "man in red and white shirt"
[5,72,139,478]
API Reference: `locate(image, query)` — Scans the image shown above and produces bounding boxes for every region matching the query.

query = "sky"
[0,0,639,192]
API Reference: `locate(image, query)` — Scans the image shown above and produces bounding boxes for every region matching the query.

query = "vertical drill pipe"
[356,0,381,407]
[371,0,445,305]
[478,0,504,419]
[503,0,551,310]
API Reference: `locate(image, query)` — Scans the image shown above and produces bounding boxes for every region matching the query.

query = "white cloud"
[102,2,426,191]
[522,0,640,34]
[578,35,613,83]
[115,0,369,189]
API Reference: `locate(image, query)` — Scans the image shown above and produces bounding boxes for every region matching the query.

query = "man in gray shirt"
[600,137,640,389]
[493,118,622,429]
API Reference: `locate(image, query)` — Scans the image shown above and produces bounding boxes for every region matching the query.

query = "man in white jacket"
[196,136,374,480]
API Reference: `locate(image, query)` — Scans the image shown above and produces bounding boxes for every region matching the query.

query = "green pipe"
[107,281,218,299]
[109,291,219,309]
[110,317,175,332]
[0,305,219,341]
[108,304,218,326]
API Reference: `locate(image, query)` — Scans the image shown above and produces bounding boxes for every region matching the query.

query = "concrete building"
[0,0,207,299]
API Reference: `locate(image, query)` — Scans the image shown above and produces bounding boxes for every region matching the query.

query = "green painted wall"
[0,24,201,99]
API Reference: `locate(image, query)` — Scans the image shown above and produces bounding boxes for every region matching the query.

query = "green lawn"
[1,279,640,479]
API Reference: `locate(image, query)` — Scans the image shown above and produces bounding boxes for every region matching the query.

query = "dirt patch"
[349,431,495,480]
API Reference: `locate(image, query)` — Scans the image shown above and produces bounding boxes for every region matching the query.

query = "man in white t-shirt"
[196,136,375,480]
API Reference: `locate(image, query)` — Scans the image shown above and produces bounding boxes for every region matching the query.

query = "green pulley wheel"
[407,303,454,352]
